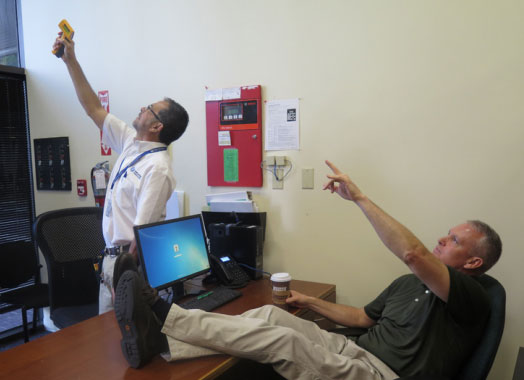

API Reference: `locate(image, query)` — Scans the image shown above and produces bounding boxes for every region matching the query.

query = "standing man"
[53,34,189,314]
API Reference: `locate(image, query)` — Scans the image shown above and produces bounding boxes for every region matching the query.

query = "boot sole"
[115,271,145,368]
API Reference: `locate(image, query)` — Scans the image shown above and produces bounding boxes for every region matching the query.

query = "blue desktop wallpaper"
[137,217,210,289]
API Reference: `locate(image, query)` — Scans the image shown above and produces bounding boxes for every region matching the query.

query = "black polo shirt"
[357,267,490,378]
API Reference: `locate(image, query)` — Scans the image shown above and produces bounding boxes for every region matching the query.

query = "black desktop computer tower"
[205,212,266,280]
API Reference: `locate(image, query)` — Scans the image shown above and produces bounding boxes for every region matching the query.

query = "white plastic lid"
[270,272,291,282]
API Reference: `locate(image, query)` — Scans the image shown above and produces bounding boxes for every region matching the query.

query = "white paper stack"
[206,191,257,212]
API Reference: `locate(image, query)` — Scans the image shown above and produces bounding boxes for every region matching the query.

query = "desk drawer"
[296,291,336,330]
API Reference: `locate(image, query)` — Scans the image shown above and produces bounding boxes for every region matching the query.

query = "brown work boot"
[114,271,168,368]
[113,253,138,292]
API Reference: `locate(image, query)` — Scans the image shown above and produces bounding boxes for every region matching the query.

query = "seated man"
[113,160,502,380]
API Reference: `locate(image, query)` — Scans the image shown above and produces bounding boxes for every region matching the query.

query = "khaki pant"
[98,255,117,314]
[160,304,398,380]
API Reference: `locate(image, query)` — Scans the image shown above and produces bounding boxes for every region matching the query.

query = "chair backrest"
[0,240,40,289]
[33,207,105,312]
[456,274,506,380]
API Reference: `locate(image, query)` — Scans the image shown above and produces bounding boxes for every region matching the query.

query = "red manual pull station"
[77,179,88,196]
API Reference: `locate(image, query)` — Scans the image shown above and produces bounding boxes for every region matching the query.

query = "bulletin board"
[205,85,263,187]
[34,137,72,191]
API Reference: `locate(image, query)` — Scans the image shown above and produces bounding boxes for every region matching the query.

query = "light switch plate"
[302,168,314,189]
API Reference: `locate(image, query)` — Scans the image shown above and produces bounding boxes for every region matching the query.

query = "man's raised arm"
[323,160,451,302]
[53,35,107,129]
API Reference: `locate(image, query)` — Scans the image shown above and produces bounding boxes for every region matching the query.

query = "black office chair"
[33,207,105,329]
[454,274,505,380]
[512,347,524,380]
[0,240,49,342]
[331,274,506,380]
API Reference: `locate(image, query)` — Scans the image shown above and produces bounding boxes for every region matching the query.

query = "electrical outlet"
[275,156,286,166]
[272,169,284,189]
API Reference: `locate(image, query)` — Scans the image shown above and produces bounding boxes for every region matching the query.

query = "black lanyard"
[110,147,167,190]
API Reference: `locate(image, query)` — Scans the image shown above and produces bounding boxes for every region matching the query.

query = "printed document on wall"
[265,98,299,151]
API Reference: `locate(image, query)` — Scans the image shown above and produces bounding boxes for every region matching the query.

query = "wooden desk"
[0,278,335,380]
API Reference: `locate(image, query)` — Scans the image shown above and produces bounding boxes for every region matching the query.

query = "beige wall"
[20,1,524,378]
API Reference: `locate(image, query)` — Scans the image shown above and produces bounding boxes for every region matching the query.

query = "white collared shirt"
[101,113,176,247]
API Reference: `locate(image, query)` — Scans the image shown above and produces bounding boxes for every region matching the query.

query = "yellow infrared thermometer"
[52,19,74,58]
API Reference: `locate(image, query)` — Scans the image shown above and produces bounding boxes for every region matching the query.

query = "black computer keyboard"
[179,286,242,312]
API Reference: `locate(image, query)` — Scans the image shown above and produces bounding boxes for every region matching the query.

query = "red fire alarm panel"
[206,85,262,187]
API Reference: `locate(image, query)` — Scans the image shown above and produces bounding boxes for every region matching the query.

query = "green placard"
[223,148,239,182]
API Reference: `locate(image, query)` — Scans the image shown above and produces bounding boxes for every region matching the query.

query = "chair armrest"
[329,327,369,337]
[395,376,449,380]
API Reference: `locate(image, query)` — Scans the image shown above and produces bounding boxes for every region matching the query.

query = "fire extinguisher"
[91,161,111,207]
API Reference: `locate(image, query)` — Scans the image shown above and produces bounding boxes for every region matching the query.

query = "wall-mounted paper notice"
[223,87,241,100]
[265,98,300,151]
[218,131,231,146]
[205,88,223,101]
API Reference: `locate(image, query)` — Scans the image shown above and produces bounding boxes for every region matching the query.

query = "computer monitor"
[134,214,211,291]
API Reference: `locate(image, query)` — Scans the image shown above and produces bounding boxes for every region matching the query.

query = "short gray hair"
[467,220,502,274]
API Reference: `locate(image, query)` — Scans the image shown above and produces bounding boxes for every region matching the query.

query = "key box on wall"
[206,85,262,187]
[34,136,72,191]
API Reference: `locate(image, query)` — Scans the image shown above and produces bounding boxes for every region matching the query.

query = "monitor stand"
[171,283,186,303]
[170,282,204,303]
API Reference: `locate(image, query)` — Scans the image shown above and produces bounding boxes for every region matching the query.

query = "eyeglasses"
[147,105,163,123]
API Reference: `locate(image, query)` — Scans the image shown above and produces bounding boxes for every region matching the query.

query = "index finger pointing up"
[325,160,342,175]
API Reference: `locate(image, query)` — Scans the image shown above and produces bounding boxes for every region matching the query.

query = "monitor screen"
[134,214,210,290]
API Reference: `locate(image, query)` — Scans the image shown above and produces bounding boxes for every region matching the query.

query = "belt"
[104,245,130,257]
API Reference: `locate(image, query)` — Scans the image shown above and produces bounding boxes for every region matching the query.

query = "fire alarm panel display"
[220,101,258,130]
[206,86,262,187]
[222,103,242,121]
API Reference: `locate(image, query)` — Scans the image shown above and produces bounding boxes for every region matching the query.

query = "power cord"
[238,262,272,277]
[260,157,293,182]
